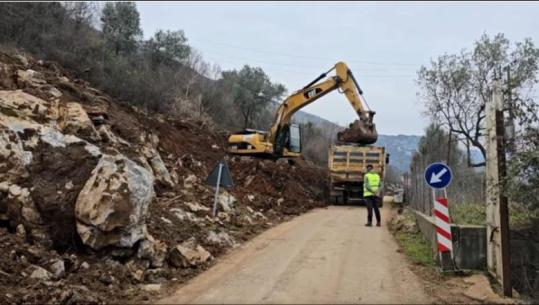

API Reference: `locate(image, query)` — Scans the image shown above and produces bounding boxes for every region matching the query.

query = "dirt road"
[158,206,432,304]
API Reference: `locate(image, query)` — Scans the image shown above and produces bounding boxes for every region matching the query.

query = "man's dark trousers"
[365,195,381,224]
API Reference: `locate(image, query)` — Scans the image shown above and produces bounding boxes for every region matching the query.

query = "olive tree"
[222,65,286,128]
[144,29,191,65]
[100,2,142,55]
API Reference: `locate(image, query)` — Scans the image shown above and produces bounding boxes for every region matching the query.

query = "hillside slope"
[0,50,329,304]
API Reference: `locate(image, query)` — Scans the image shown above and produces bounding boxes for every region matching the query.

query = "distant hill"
[376,135,421,172]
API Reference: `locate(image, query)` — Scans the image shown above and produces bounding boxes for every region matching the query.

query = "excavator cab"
[274,124,301,156]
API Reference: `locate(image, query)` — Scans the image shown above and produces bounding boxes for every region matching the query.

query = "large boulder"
[0,100,101,246]
[75,154,155,249]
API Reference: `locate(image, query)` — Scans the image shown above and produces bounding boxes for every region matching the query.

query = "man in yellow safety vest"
[364,164,383,227]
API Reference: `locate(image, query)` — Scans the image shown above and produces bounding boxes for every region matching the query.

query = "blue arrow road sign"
[424,162,452,189]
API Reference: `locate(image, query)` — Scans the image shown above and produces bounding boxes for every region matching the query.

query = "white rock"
[218,192,236,212]
[277,198,285,206]
[48,87,62,98]
[49,259,65,277]
[65,181,73,190]
[16,224,26,237]
[183,174,197,189]
[75,154,155,249]
[149,152,174,188]
[169,238,212,268]
[247,195,255,202]
[254,211,267,220]
[142,284,161,292]
[206,231,235,247]
[185,202,210,214]
[29,265,52,280]
[160,217,172,224]
[80,262,90,270]
[137,235,167,268]
[244,175,255,187]
[217,212,230,222]
[8,184,22,197]
[170,208,199,222]
[17,69,46,86]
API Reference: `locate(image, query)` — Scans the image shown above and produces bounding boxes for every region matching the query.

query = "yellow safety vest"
[363,172,380,197]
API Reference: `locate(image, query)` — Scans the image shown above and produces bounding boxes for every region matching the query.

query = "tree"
[63,2,99,28]
[222,65,286,128]
[144,29,191,65]
[505,127,539,210]
[408,124,485,214]
[417,33,539,167]
[100,2,142,55]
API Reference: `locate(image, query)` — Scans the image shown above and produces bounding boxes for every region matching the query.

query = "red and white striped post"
[425,162,454,270]
[434,196,452,254]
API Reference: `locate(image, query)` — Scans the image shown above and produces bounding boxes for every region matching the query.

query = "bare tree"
[417,33,539,167]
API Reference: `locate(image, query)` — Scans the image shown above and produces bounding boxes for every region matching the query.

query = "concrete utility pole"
[485,78,512,297]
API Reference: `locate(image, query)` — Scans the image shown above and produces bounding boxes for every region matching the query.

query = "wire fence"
[405,155,486,216]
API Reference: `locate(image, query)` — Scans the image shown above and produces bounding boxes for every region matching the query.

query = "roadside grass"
[450,203,539,228]
[392,210,435,268]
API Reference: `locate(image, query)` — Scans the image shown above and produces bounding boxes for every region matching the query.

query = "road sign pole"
[425,162,455,271]
[212,163,223,217]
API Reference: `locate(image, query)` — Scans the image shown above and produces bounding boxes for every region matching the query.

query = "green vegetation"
[450,204,486,226]
[450,203,538,228]
[395,230,435,267]
[393,211,435,267]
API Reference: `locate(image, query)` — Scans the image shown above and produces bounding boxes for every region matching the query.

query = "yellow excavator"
[227,62,378,158]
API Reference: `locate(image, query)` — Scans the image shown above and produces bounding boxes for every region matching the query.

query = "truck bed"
[328,144,386,204]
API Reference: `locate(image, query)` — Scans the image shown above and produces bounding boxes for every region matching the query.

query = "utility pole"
[505,66,516,154]
[486,77,512,297]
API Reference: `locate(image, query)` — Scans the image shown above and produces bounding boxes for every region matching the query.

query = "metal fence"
[406,157,434,215]
[406,156,485,216]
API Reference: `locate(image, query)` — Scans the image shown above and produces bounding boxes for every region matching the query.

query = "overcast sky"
[137,1,539,135]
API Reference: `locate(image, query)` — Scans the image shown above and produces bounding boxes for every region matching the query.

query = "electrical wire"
[190,36,422,67]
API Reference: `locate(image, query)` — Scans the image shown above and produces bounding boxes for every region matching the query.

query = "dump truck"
[328,144,388,205]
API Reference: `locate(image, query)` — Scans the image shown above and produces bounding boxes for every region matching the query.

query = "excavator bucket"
[337,112,378,144]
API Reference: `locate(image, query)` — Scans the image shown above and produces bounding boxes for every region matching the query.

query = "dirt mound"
[0,50,329,304]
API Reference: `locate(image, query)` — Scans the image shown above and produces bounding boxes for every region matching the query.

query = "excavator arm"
[268,62,377,145]
[227,62,378,158]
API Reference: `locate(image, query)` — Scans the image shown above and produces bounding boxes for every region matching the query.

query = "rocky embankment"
[0,51,329,304]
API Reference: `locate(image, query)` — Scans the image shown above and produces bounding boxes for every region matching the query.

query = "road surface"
[158,206,432,304]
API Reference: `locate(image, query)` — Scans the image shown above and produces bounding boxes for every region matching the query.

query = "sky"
[137,1,539,136]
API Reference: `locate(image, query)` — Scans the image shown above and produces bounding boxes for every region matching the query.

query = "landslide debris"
[0,50,329,304]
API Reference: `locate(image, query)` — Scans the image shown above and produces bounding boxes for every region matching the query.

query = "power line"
[189,36,422,67]
[203,52,416,78]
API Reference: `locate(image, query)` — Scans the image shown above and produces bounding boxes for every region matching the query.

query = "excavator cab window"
[289,124,301,153]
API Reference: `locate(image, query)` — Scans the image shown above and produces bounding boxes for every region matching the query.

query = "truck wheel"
[334,196,340,205]
[343,193,349,205]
